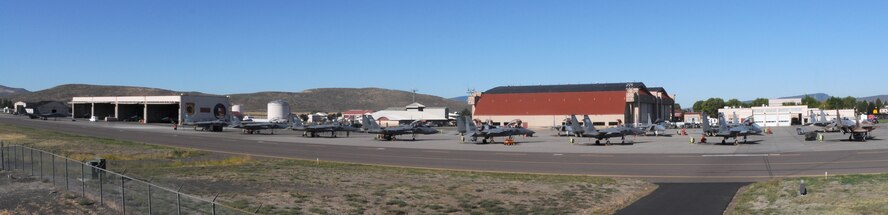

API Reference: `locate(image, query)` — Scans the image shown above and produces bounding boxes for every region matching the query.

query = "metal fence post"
[176,193,181,215]
[148,184,152,215]
[12,145,17,170]
[81,163,86,197]
[39,151,43,179]
[20,145,24,170]
[1,141,5,170]
[212,195,218,215]
[29,147,34,175]
[98,170,103,205]
[65,159,69,191]
[51,156,55,184]
[121,177,126,215]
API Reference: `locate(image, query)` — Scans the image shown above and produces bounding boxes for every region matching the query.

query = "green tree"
[877,98,883,108]
[842,96,857,109]
[822,97,843,109]
[801,95,820,108]
[749,98,769,107]
[690,98,728,117]
[725,99,744,108]
[856,101,870,114]
[867,101,876,114]
[693,100,704,112]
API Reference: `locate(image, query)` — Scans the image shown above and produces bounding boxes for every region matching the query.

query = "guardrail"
[0,141,253,215]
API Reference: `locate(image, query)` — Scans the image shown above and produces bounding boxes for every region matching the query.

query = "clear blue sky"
[2,1,886,106]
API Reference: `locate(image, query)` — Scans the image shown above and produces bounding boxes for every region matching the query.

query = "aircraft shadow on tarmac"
[695,139,763,145]
[570,141,637,146]
[836,137,881,142]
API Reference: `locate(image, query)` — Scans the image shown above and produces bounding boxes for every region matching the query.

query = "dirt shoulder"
[728,174,888,214]
[0,171,113,215]
[0,123,656,214]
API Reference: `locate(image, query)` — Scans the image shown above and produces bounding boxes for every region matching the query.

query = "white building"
[371,103,449,127]
[768,98,802,107]
[718,105,855,127]
[70,95,230,124]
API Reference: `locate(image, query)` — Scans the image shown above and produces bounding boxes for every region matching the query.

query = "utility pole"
[412,89,417,103]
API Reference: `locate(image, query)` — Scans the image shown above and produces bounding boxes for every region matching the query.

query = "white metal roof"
[71,96,181,104]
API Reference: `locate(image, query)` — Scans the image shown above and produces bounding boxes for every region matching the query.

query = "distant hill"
[9,84,209,102]
[449,96,468,102]
[11,84,468,113]
[229,88,469,113]
[857,95,888,102]
[778,93,831,101]
[0,85,30,98]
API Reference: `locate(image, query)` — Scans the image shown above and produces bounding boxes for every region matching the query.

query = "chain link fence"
[0,141,252,215]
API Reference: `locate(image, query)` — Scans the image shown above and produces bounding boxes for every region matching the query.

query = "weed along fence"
[0,142,253,215]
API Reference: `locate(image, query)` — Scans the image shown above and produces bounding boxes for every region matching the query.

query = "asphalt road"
[3,117,888,183]
[616,183,749,215]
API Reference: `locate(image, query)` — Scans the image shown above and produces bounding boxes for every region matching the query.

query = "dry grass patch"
[729,174,888,214]
[1,122,655,214]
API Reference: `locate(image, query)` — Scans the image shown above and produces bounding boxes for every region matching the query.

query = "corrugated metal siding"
[473,91,627,115]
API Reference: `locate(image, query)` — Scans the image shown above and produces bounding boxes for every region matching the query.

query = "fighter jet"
[634,114,667,136]
[804,110,833,127]
[830,110,877,141]
[183,114,228,132]
[361,115,439,141]
[291,116,359,137]
[229,115,292,134]
[27,111,69,120]
[457,116,535,144]
[702,112,762,144]
[564,115,640,145]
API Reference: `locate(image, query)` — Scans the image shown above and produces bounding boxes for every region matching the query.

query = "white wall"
[179,96,231,123]
[472,114,625,128]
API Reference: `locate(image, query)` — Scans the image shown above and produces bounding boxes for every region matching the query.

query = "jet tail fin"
[456,116,466,133]
[363,115,381,130]
[809,110,816,124]
[465,116,477,132]
[568,115,583,135]
[701,112,711,131]
[582,115,597,133]
[718,113,729,131]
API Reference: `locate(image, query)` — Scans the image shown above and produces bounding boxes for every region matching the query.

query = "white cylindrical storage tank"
[231,104,243,113]
[267,100,290,122]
